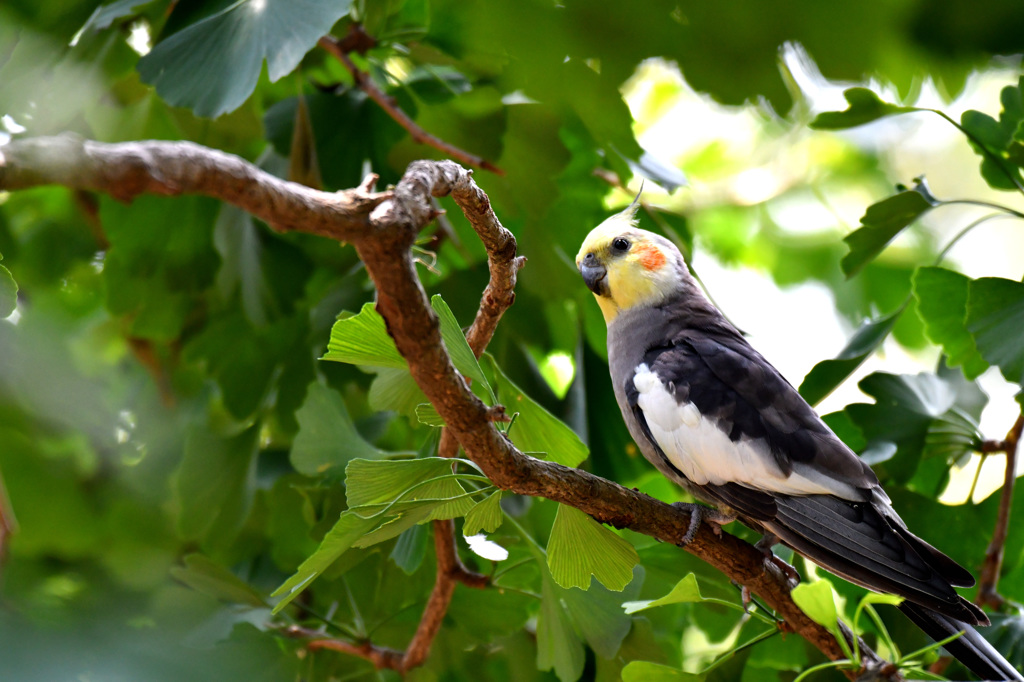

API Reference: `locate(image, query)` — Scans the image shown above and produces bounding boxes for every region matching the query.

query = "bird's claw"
[755,533,801,586]
[671,502,735,546]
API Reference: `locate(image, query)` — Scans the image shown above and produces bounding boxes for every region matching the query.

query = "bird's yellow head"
[575,205,684,323]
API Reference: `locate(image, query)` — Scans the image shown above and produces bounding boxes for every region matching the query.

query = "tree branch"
[0,135,388,241]
[977,411,1024,609]
[319,28,504,175]
[0,139,889,679]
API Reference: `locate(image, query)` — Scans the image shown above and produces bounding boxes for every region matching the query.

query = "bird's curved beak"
[579,257,609,297]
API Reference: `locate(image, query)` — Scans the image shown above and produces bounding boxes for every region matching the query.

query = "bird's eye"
[612,237,630,252]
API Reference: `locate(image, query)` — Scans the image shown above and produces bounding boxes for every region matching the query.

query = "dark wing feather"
[641,332,877,491]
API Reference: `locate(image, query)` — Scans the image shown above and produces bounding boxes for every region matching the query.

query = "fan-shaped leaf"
[547,504,638,591]
[139,0,353,117]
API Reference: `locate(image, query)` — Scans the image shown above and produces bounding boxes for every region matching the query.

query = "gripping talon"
[756,533,801,585]
[671,502,736,545]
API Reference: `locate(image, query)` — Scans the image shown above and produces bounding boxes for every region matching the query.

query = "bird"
[575,200,1022,681]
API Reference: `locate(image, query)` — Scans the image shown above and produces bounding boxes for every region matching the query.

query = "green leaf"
[0,258,17,319]
[562,566,644,659]
[415,403,445,427]
[322,302,407,369]
[138,0,353,117]
[846,371,980,482]
[621,661,704,682]
[369,367,429,419]
[170,554,267,607]
[344,457,476,523]
[270,510,377,613]
[791,580,840,631]
[213,205,271,327]
[351,503,436,548]
[622,573,709,614]
[967,276,1024,386]
[810,88,916,130]
[175,425,259,546]
[487,357,589,467]
[290,383,388,476]
[345,457,459,508]
[960,81,1024,191]
[913,267,988,379]
[463,490,504,536]
[431,294,492,394]
[77,0,160,35]
[447,582,533,641]
[101,194,219,340]
[390,524,427,575]
[537,576,586,682]
[547,504,639,591]
[798,311,900,406]
[841,189,934,277]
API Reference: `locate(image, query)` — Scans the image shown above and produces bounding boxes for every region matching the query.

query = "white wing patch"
[633,364,845,497]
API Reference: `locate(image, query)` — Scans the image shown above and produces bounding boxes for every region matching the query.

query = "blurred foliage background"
[3,1,1024,680]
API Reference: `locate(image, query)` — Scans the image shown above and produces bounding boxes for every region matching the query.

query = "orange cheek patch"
[635,243,666,271]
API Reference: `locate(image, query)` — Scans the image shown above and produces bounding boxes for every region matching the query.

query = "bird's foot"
[671,502,736,546]
[755,533,801,586]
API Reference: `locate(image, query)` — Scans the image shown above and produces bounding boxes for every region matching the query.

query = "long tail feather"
[898,602,1023,681]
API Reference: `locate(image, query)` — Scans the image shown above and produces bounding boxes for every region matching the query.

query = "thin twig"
[318,30,503,175]
[976,412,1024,609]
[285,625,403,669]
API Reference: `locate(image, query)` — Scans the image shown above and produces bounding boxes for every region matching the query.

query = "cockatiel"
[576,202,1022,681]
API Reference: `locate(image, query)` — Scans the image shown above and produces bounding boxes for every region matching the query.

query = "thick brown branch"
[0,136,387,241]
[319,31,504,175]
[977,412,1024,609]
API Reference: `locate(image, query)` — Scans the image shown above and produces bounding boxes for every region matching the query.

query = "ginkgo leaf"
[463,491,503,536]
[488,357,589,468]
[537,576,586,682]
[621,661,703,682]
[546,504,638,592]
[138,0,353,117]
[431,294,491,393]
[290,383,387,475]
[415,403,445,427]
[322,303,407,369]
[170,554,267,607]
[345,457,458,509]
[791,580,840,632]
[270,510,377,613]
[622,573,709,614]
